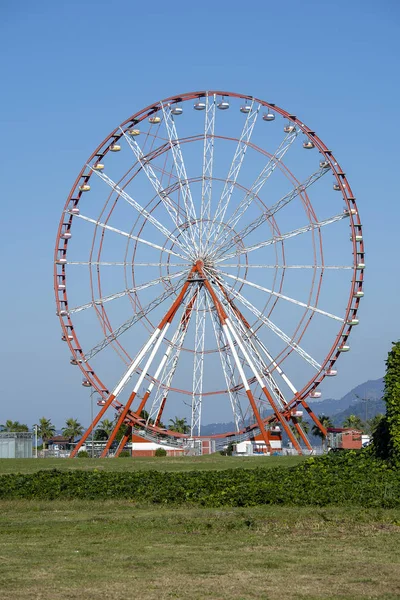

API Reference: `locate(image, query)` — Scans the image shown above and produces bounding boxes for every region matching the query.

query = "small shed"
[327,427,363,450]
[0,432,33,458]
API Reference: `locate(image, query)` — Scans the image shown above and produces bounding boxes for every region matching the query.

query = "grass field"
[0,454,305,474]
[1,501,399,600]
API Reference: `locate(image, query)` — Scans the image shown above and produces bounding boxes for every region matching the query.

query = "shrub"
[77,450,89,458]
[0,451,399,508]
[118,450,131,458]
[154,447,167,457]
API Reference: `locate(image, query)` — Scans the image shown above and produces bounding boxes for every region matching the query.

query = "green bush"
[0,451,399,507]
[118,450,131,458]
[154,447,167,457]
[77,450,89,458]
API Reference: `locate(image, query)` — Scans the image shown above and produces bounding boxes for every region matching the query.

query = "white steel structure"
[54,91,364,457]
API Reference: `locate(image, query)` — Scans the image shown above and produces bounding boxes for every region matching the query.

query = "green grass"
[0,453,305,474]
[1,501,399,599]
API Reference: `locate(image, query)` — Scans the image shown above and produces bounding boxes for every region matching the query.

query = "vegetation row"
[0,451,398,507]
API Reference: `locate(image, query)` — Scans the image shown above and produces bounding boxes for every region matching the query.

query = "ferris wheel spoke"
[69,212,187,260]
[221,264,353,270]
[199,93,216,254]
[89,168,190,256]
[222,299,287,412]
[147,289,198,425]
[191,287,206,437]
[215,211,349,263]
[206,295,245,432]
[218,279,321,371]
[83,277,185,361]
[205,101,261,250]
[218,291,303,414]
[65,261,189,267]
[69,270,187,315]
[214,128,299,253]
[161,102,199,251]
[212,165,331,260]
[218,270,344,322]
[120,129,195,253]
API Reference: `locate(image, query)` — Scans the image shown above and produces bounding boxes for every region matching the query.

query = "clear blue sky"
[1,0,399,429]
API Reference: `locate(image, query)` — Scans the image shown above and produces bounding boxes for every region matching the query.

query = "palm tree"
[62,418,83,443]
[311,415,333,450]
[36,417,56,450]
[0,420,29,432]
[342,414,365,431]
[290,416,310,442]
[94,418,114,440]
[169,416,190,434]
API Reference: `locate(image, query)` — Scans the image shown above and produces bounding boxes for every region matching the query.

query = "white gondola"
[149,116,161,124]
[309,391,322,398]
[240,104,251,114]
[128,129,140,136]
[70,207,80,215]
[333,183,341,191]
[263,112,275,121]
[291,410,303,417]
[62,334,73,341]
[350,235,363,242]
[93,163,104,170]
[57,284,66,291]
[79,184,90,192]
[284,124,296,133]
[82,379,92,388]
[171,106,183,115]
[110,144,121,151]
[217,99,229,110]
[356,263,365,270]
[344,207,357,216]
[194,101,206,110]
[353,290,364,298]
[97,399,106,406]
[320,160,330,169]
[347,318,359,326]
[57,310,68,317]
[326,369,337,376]
[338,345,350,352]
[56,258,67,265]
[303,141,315,149]
[61,232,72,239]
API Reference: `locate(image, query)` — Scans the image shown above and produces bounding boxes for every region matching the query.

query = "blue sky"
[1,0,399,429]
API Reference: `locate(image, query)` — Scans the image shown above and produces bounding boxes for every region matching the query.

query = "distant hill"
[307,378,384,417]
[201,377,385,435]
[332,398,385,427]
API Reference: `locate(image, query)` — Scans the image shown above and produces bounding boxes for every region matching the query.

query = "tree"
[169,416,190,434]
[0,420,29,432]
[311,415,333,450]
[373,341,400,465]
[290,416,310,442]
[36,417,56,450]
[367,414,385,436]
[342,414,365,431]
[94,418,114,440]
[62,418,83,442]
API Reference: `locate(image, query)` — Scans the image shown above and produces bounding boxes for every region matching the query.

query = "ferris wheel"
[54,91,364,457]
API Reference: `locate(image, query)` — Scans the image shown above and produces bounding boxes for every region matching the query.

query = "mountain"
[201,377,385,434]
[307,378,384,417]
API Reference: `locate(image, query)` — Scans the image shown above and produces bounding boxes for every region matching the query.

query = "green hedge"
[0,452,399,507]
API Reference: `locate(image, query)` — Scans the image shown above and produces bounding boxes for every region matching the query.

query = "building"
[234,427,283,455]
[0,432,33,458]
[327,427,363,450]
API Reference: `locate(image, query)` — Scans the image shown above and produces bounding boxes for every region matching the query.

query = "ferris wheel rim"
[54,90,364,447]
